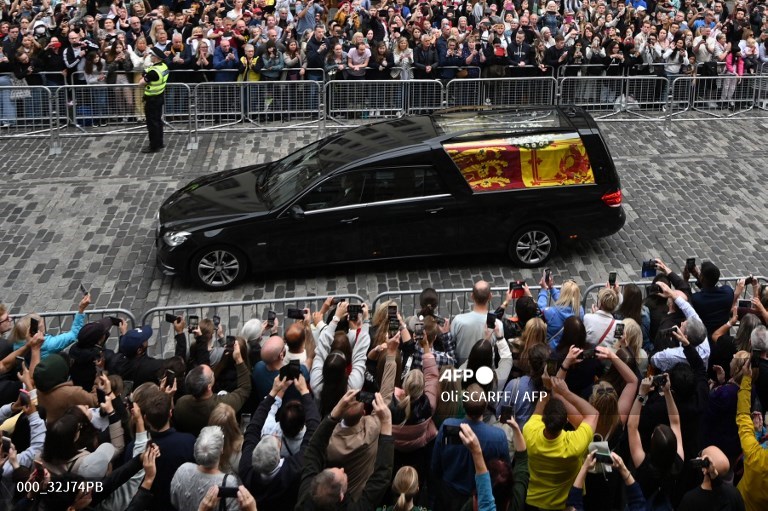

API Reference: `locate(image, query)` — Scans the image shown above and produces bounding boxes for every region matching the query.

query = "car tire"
[190,246,248,291]
[508,225,558,268]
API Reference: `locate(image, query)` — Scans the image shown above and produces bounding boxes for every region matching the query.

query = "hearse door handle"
[426,207,444,214]
[340,217,359,224]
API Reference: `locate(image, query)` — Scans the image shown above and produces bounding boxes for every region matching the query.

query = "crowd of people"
[2,0,768,125]
[0,258,765,510]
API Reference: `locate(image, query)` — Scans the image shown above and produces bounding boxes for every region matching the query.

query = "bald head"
[262,336,285,365]
[701,445,729,477]
[472,280,491,307]
[285,323,305,352]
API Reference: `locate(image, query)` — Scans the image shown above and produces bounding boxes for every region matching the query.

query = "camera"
[690,457,711,469]
[641,259,657,278]
[165,313,180,323]
[648,283,661,295]
[279,360,301,380]
[652,373,668,387]
[745,275,755,286]
[659,326,678,341]
[442,424,462,445]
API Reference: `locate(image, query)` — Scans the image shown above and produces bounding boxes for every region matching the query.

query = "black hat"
[150,47,165,60]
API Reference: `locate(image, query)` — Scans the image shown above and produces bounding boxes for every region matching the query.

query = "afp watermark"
[438,367,547,404]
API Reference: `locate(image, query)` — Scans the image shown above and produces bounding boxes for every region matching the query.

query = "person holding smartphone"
[10,294,91,359]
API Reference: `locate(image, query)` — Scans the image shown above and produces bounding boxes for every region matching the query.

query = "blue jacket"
[538,288,584,349]
[14,312,85,359]
[431,418,511,496]
[212,46,239,82]
[691,285,734,336]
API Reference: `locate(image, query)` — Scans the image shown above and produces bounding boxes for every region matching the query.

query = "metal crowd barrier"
[445,77,557,107]
[140,294,366,356]
[580,276,768,311]
[11,309,136,352]
[370,285,556,321]
[6,73,768,153]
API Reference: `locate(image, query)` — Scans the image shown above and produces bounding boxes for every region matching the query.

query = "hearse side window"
[370,167,446,204]
[298,174,367,212]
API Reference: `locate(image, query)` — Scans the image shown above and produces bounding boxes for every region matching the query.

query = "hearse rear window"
[444,133,595,192]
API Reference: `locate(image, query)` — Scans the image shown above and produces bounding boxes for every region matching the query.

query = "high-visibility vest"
[144,62,169,96]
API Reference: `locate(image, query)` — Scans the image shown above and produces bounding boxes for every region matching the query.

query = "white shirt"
[584,310,619,349]
[650,297,711,372]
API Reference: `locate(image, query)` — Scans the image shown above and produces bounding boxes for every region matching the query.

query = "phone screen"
[29,318,39,336]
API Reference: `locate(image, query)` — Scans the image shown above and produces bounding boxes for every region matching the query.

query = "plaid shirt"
[411,331,457,371]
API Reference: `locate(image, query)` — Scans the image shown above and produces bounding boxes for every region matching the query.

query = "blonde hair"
[597,288,619,312]
[397,369,425,425]
[621,318,642,358]
[10,313,42,343]
[208,403,243,475]
[518,318,547,374]
[556,281,582,313]
[391,466,419,511]
[372,300,397,346]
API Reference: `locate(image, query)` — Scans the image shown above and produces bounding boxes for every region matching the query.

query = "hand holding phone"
[79,283,89,296]
[608,271,617,287]
[28,317,39,337]
[266,310,276,328]
[187,315,199,334]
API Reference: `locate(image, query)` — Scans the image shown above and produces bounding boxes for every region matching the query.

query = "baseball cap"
[119,326,153,357]
[77,318,114,348]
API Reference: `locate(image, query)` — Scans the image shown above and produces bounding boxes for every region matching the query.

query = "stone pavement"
[1,118,766,321]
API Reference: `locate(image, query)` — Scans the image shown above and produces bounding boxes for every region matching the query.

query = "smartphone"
[499,405,513,424]
[29,317,39,336]
[212,315,220,329]
[433,314,446,327]
[752,349,762,368]
[595,452,613,464]
[15,356,25,373]
[286,308,304,320]
[165,369,176,383]
[387,305,397,318]
[225,335,236,348]
[33,460,44,482]
[97,388,106,404]
[545,359,559,375]
[266,310,276,328]
[543,268,552,283]
[739,299,753,309]
[279,360,301,380]
[123,380,134,394]
[19,389,30,406]
[79,283,89,295]
[218,486,239,499]
[347,304,362,321]
[659,326,678,341]
[608,271,617,286]
[745,275,756,286]
[356,390,375,404]
[165,313,179,323]
[579,348,596,359]
[1,437,10,454]
[641,259,657,278]
[414,322,425,342]
[652,373,668,387]
[388,316,400,337]
[690,457,711,469]
[648,283,661,295]
[240,413,252,432]
[686,257,695,272]
[187,315,199,333]
[109,316,122,327]
[443,424,462,445]
[510,280,524,299]
[614,322,625,339]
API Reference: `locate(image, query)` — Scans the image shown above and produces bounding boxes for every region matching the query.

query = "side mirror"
[290,204,305,220]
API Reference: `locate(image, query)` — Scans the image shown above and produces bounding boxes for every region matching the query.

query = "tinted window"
[370,167,446,203]
[298,173,367,212]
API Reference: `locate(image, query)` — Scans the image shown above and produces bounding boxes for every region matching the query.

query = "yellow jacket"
[737,375,768,511]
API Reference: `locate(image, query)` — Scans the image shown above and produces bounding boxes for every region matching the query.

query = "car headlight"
[163,231,191,247]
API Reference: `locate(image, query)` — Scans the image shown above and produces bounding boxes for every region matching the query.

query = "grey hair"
[240,319,263,343]
[252,435,281,474]
[751,325,768,351]
[185,365,213,399]
[194,426,225,469]
[685,317,707,347]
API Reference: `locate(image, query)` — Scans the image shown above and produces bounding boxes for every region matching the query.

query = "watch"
[637,394,647,406]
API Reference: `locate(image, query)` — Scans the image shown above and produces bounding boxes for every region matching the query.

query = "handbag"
[10,76,31,100]
[456,68,469,78]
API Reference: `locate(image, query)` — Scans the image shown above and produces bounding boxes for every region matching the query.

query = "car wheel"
[191,246,247,291]
[508,226,557,267]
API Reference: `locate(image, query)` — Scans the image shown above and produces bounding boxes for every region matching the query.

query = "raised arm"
[551,377,599,431]
[597,346,638,425]
[660,375,685,460]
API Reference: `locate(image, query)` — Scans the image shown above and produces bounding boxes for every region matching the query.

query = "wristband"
[636,394,647,406]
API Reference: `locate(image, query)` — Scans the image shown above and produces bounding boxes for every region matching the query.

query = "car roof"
[320,107,589,174]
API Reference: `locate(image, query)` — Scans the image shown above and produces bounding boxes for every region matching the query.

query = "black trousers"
[144,94,164,149]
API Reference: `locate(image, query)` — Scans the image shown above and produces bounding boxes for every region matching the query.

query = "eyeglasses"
[0,317,10,325]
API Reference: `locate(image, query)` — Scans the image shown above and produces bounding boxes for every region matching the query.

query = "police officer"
[138,47,169,153]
